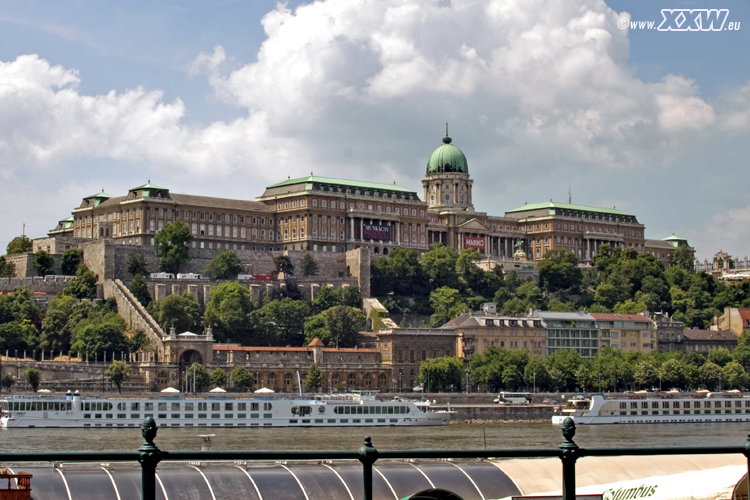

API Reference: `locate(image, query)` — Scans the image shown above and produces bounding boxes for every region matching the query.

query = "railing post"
[742,433,750,500]
[358,436,379,500]
[138,417,162,500]
[559,417,579,500]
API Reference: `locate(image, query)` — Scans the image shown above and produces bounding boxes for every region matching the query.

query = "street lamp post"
[599,371,602,393]
[533,372,536,394]
[659,371,662,392]
[719,372,722,392]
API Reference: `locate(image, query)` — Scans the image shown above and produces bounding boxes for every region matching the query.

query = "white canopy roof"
[160,387,179,393]
[254,387,275,394]
[209,387,227,393]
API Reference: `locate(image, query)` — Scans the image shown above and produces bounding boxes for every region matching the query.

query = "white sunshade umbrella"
[160,387,180,393]
[254,387,275,394]
[37,389,51,393]
[209,387,227,393]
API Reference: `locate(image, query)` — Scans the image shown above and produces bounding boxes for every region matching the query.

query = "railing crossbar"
[1,417,749,500]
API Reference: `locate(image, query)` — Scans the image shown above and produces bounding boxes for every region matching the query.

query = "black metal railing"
[1,416,750,500]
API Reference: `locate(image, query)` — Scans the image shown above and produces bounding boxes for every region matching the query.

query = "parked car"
[543,398,557,404]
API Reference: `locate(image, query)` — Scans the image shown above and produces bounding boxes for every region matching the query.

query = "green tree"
[203,282,256,343]
[258,298,312,346]
[699,361,722,390]
[40,309,71,353]
[33,250,55,276]
[420,243,461,290]
[273,255,294,276]
[419,357,464,392]
[64,264,97,300]
[70,314,129,357]
[0,256,15,278]
[456,248,483,292]
[300,253,319,277]
[303,313,330,346]
[324,305,365,348]
[537,249,583,295]
[671,244,694,272]
[6,235,32,255]
[129,274,152,307]
[707,347,733,367]
[546,349,581,392]
[524,355,553,392]
[313,286,342,314]
[60,248,83,275]
[0,287,42,324]
[127,329,152,353]
[155,221,193,273]
[575,362,594,392]
[148,292,202,334]
[305,363,324,391]
[428,287,465,327]
[126,253,149,277]
[634,361,658,390]
[660,358,685,390]
[186,363,210,392]
[231,365,254,392]
[501,365,523,391]
[0,320,40,351]
[1,373,15,392]
[105,360,132,393]
[203,250,243,279]
[210,368,227,388]
[722,361,749,390]
[25,367,41,392]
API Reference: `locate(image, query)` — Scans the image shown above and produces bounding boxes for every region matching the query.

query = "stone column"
[360,218,364,242]
[350,217,355,241]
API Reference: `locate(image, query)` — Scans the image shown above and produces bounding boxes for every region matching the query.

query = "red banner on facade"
[464,236,485,249]
[363,224,390,241]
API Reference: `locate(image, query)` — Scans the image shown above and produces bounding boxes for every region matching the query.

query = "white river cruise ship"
[552,390,750,425]
[0,390,451,428]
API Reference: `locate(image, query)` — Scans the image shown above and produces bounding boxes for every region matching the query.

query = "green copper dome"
[426,136,468,174]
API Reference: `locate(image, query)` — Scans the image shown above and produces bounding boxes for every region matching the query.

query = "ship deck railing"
[2,417,750,500]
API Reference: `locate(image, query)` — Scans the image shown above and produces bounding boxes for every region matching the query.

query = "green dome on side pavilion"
[426,135,468,175]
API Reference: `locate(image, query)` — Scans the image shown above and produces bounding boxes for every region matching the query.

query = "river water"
[2,421,749,453]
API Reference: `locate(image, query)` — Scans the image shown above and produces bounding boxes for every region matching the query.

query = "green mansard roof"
[130,180,168,191]
[267,175,416,194]
[506,201,635,217]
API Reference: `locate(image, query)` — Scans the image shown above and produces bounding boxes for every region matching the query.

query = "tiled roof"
[266,175,416,194]
[736,309,750,322]
[590,313,653,323]
[442,316,481,328]
[506,201,634,217]
[170,193,271,212]
[682,329,738,341]
[307,338,325,347]
[644,239,675,249]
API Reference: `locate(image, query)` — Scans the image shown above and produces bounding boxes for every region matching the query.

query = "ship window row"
[621,400,746,410]
[82,412,275,420]
[109,402,263,412]
[621,409,748,416]
[333,405,408,415]
[5,402,73,412]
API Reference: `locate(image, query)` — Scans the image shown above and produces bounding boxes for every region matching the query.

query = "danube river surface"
[2,421,750,453]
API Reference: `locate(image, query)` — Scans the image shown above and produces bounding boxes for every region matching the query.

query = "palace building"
[48,132,688,265]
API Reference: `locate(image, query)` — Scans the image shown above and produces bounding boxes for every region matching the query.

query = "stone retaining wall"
[103,279,165,359]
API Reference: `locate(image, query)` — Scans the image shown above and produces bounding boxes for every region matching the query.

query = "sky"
[1,0,749,262]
